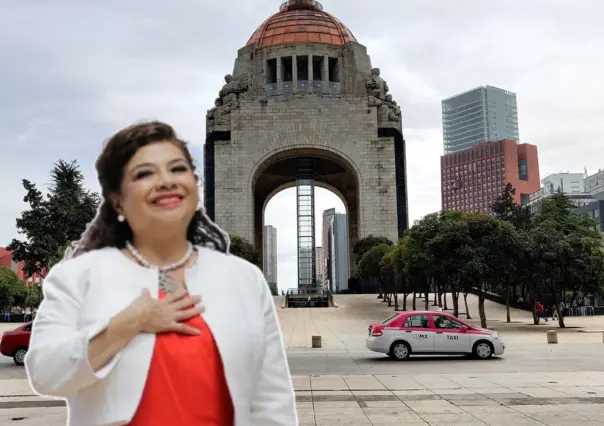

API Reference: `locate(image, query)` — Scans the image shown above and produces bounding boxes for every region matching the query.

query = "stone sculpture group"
[366,68,401,123]
[206,68,402,130]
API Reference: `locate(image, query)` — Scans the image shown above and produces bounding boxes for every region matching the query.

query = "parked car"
[0,322,32,365]
[366,311,505,360]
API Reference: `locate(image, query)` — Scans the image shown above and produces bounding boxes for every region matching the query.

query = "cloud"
[1,0,603,288]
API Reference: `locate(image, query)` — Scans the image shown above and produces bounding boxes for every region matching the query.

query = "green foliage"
[353,235,393,262]
[357,244,391,281]
[490,183,532,229]
[229,235,260,265]
[7,160,100,277]
[533,190,600,240]
[356,190,603,328]
[24,285,44,309]
[0,267,25,312]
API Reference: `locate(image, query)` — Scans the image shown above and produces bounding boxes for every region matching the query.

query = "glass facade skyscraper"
[262,225,278,293]
[442,85,519,153]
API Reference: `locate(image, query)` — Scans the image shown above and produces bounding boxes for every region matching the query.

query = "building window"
[281,57,293,82]
[312,56,324,81]
[328,57,339,82]
[266,58,277,84]
[518,158,528,181]
[297,55,309,81]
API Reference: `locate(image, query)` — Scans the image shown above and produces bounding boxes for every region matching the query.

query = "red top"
[128,291,234,426]
[536,302,543,313]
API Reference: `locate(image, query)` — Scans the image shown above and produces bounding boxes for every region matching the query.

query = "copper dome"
[247,0,356,48]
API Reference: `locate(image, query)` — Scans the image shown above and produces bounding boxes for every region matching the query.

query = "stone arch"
[262,181,349,216]
[249,143,363,192]
[251,146,361,287]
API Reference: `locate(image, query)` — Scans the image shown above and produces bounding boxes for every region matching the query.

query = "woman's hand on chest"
[129,287,204,336]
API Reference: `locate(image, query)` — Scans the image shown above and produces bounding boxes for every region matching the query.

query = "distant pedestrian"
[536,301,547,323]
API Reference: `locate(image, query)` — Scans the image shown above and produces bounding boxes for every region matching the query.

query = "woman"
[25,121,297,426]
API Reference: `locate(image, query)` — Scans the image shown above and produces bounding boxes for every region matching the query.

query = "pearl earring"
[117,215,125,223]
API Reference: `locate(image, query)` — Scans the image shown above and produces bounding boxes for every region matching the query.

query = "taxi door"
[431,314,471,353]
[401,314,435,353]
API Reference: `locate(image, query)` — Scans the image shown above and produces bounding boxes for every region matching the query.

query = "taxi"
[366,311,505,361]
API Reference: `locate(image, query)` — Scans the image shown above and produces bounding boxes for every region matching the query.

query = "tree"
[391,238,414,311]
[48,242,72,269]
[7,160,100,277]
[528,191,603,327]
[428,212,472,318]
[403,213,443,311]
[357,244,392,295]
[533,190,601,239]
[530,225,603,328]
[229,235,261,265]
[352,235,393,295]
[353,235,393,262]
[379,247,398,308]
[490,183,532,230]
[24,284,44,309]
[0,267,23,312]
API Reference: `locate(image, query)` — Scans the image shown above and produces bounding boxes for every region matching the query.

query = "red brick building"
[440,139,540,214]
[0,247,45,285]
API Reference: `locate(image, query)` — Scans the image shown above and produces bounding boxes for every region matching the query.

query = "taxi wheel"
[473,341,494,360]
[389,341,411,361]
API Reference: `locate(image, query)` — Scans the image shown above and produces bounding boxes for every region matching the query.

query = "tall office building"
[263,225,278,292]
[321,208,336,290]
[327,213,349,293]
[315,247,324,290]
[441,139,540,214]
[442,85,520,153]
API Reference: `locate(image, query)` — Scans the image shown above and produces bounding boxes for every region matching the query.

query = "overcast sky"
[1,0,602,292]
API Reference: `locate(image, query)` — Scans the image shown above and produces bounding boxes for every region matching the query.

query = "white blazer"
[25,246,298,426]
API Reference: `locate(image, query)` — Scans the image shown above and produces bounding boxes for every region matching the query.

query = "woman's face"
[112,141,198,238]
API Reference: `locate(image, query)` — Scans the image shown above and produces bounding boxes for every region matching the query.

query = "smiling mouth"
[152,195,184,207]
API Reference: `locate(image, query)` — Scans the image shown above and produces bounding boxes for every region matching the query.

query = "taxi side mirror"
[460,325,469,333]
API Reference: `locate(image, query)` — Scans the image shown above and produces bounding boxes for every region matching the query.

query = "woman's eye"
[134,170,153,180]
[172,165,188,173]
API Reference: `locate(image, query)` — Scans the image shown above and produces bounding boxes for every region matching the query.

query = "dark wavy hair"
[68,121,229,258]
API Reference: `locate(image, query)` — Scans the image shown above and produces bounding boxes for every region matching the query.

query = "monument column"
[276,56,282,88]
[292,53,298,93]
[308,55,313,92]
[323,54,329,93]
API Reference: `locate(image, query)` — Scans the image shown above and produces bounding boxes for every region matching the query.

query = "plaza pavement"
[1,294,604,425]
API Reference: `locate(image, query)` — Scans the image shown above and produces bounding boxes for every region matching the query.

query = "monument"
[204,0,409,277]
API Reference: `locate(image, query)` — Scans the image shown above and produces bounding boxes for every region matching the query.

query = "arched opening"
[251,148,360,295]
[264,187,348,295]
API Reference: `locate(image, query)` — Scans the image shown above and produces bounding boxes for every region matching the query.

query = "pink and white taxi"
[366,311,505,361]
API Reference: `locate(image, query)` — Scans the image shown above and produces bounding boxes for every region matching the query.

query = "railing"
[263,80,340,96]
[297,80,310,91]
[468,287,604,316]
[285,288,329,308]
[565,306,597,316]
[280,81,293,93]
